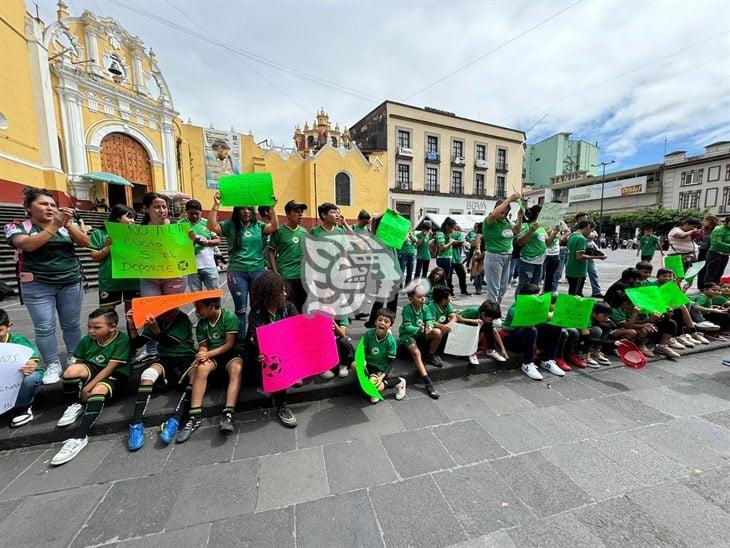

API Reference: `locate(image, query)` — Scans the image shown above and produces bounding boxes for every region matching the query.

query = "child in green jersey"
[427,287,483,366]
[461,300,508,363]
[362,308,405,403]
[691,283,730,331]
[0,308,42,428]
[52,308,131,466]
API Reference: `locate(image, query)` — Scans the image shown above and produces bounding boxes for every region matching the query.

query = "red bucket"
[616,340,648,369]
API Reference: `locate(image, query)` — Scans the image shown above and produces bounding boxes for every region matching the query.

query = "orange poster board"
[131,289,223,328]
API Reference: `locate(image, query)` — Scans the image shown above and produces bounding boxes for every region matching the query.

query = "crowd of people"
[2,186,729,467]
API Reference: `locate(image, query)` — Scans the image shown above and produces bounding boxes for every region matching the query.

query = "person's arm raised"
[207,192,223,235]
[487,192,519,225]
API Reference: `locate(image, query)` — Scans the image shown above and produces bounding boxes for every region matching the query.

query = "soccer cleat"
[50,437,88,466]
[655,345,680,358]
[426,353,444,367]
[692,332,710,344]
[569,354,586,369]
[555,358,572,372]
[56,403,83,427]
[424,378,440,399]
[395,377,406,400]
[540,360,566,377]
[595,351,612,365]
[10,407,33,428]
[486,349,507,362]
[338,365,349,378]
[276,404,298,428]
[219,412,235,434]
[521,363,543,381]
[668,338,686,350]
[175,416,202,444]
[320,370,335,380]
[468,353,479,366]
[127,423,144,451]
[42,362,62,385]
[159,417,179,445]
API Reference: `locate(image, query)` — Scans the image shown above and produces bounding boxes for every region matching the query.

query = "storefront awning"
[79,172,133,186]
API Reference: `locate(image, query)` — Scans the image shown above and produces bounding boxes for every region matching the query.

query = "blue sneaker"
[159,417,179,445]
[127,423,144,451]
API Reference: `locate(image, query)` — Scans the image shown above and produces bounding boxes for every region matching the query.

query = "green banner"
[219,172,275,207]
[664,255,685,279]
[355,340,383,401]
[512,294,551,327]
[625,286,666,314]
[659,281,690,309]
[551,294,595,328]
[375,209,411,249]
[106,221,197,279]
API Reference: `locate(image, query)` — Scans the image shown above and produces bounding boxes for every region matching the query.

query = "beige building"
[349,101,525,221]
[662,141,730,215]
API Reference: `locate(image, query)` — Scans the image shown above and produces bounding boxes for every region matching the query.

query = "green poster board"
[551,294,596,328]
[625,286,666,314]
[664,255,685,279]
[512,294,551,327]
[659,281,690,309]
[375,209,411,249]
[219,172,275,207]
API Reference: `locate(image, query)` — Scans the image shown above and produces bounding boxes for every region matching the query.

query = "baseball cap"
[285,200,308,213]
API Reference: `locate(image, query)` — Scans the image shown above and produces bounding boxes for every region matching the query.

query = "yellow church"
[0,0,388,223]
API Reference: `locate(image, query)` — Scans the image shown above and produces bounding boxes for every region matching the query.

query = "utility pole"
[591,160,615,235]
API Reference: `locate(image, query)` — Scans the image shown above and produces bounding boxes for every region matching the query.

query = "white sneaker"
[11,407,33,428]
[678,335,696,347]
[395,377,406,400]
[468,353,479,366]
[521,362,543,381]
[320,370,335,380]
[57,403,83,427]
[668,338,686,350]
[584,354,600,367]
[50,437,88,466]
[540,360,566,377]
[486,349,507,362]
[692,332,710,344]
[42,362,62,385]
[338,365,349,378]
[595,351,612,365]
[696,320,721,332]
[655,345,680,358]
[370,396,380,404]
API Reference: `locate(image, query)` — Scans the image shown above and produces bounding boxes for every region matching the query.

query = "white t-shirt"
[195,244,217,270]
[668,227,695,254]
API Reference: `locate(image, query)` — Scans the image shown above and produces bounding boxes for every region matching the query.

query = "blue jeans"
[517,259,544,293]
[228,270,264,340]
[398,254,415,287]
[187,268,220,291]
[140,278,185,352]
[587,260,602,296]
[484,252,511,304]
[14,370,43,409]
[21,280,83,369]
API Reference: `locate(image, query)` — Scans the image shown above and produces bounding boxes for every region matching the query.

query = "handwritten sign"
[131,289,223,328]
[443,322,480,356]
[551,294,595,328]
[625,286,665,314]
[0,344,34,414]
[355,339,384,401]
[512,294,551,327]
[106,222,197,279]
[219,172,275,207]
[536,203,569,228]
[664,255,685,279]
[375,209,411,249]
[658,281,690,309]
[257,314,339,393]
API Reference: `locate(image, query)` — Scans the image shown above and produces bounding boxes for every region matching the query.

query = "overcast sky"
[36,0,729,172]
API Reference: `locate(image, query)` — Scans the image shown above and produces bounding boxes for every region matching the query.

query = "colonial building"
[349,101,525,221]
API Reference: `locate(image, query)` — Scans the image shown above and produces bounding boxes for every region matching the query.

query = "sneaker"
[56,403,83,427]
[395,377,406,400]
[10,407,33,428]
[42,362,62,385]
[370,396,380,404]
[692,332,710,344]
[219,412,235,434]
[668,338,686,350]
[426,353,443,367]
[175,416,202,444]
[320,370,335,380]
[486,349,507,362]
[569,354,586,369]
[595,351,611,365]
[468,353,479,366]
[655,345,680,358]
[50,437,88,466]
[521,362,544,381]
[127,423,144,451]
[424,379,440,399]
[159,417,179,445]
[338,365,349,378]
[583,354,600,368]
[276,404,298,428]
[678,335,695,347]
[555,358,572,372]
[293,380,304,388]
[540,360,566,377]
[696,320,721,332]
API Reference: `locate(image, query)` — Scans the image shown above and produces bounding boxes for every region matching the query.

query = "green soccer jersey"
[142,311,196,358]
[269,224,308,279]
[352,224,371,233]
[427,302,455,324]
[482,219,513,254]
[310,224,346,237]
[639,235,660,257]
[466,229,477,243]
[220,220,267,272]
[610,307,635,326]
[415,231,431,260]
[566,232,588,278]
[6,222,81,284]
[362,328,397,373]
[3,332,42,371]
[336,315,350,328]
[186,218,213,254]
[435,231,453,259]
[196,309,239,351]
[73,331,131,377]
[459,306,479,320]
[641,278,659,286]
[451,231,465,264]
[519,223,548,261]
[709,224,730,253]
[712,294,728,306]
[693,294,713,307]
[399,235,416,257]
[89,228,140,293]
[501,304,517,331]
[398,303,434,338]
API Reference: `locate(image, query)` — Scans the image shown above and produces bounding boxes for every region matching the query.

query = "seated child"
[604,268,642,307]
[0,309,42,428]
[427,286,483,366]
[52,308,131,466]
[609,292,679,358]
[656,268,707,347]
[500,284,564,381]
[127,308,197,450]
[425,266,447,303]
[176,298,241,443]
[321,314,354,380]
[691,283,730,332]
[398,284,441,399]
[635,261,655,285]
[583,301,613,366]
[362,308,406,403]
[460,300,508,363]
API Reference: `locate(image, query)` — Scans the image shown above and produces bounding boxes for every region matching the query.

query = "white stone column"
[58,86,88,175]
[132,54,146,95]
[160,117,178,192]
[84,29,103,77]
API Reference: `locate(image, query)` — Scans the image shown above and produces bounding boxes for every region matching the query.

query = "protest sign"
[512,294,551,327]
[551,294,596,328]
[131,289,223,328]
[375,209,411,249]
[659,281,690,309]
[536,203,569,228]
[664,255,685,279]
[219,172,275,207]
[683,260,705,281]
[354,339,384,401]
[443,322,480,356]
[625,286,665,314]
[257,314,338,393]
[106,222,196,279]
[0,344,34,414]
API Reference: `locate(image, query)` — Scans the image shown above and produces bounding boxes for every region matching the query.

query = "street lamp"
[591,160,615,235]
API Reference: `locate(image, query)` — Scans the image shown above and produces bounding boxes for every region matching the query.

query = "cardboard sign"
[658,281,690,309]
[512,294,551,327]
[219,172,275,207]
[0,344,35,414]
[551,294,596,329]
[443,322,480,356]
[257,314,339,393]
[106,222,197,279]
[625,286,665,314]
[536,203,569,228]
[354,339,384,401]
[375,209,411,249]
[683,260,705,281]
[664,255,685,279]
[131,289,223,328]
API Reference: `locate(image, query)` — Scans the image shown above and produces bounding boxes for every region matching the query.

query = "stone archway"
[100,132,152,207]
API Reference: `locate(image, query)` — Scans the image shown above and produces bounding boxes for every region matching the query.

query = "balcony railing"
[425,151,440,163]
[475,159,488,169]
[395,180,412,191]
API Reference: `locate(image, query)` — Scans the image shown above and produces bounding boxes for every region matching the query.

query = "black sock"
[188,407,202,424]
[132,385,153,424]
[222,406,234,417]
[63,377,82,406]
[422,374,433,386]
[74,394,106,438]
[382,377,399,390]
[171,386,192,423]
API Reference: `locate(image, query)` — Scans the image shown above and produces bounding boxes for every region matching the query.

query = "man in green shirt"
[353,210,372,232]
[450,228,469,295]
[270,200,310,312]
[414,223,433,279]
[483,193,523,304]
[637,227,662,263]
[566,220,606,296]
[398,231,417,287]
[704,216,730,287]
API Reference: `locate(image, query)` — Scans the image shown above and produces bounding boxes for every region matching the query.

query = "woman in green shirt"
[208,191,279,340]
[516,205,557,293]
[435,217,457,284]
[397,230,417,287]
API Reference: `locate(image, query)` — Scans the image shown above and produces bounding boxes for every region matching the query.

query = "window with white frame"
[451,170,463,194]
[475,173,485,195]
[680,169,703,186]
[678,190,701,210]
[397,129,411,148]
[476,143,486,161]
[425,167,438,192]
[708,166,721,182]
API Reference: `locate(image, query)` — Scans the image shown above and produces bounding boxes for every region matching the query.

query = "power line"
[405,0,584,99]
[108,0,378,102]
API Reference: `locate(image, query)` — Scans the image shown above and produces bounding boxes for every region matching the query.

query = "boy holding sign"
[611,292,679,358]
[427,287,483,366]
[398,285,441,399]
[362,308,406,403]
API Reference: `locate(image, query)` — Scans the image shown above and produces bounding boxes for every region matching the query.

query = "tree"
[607,208,707,236]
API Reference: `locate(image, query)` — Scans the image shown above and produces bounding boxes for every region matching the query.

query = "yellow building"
[0,0,388,223]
